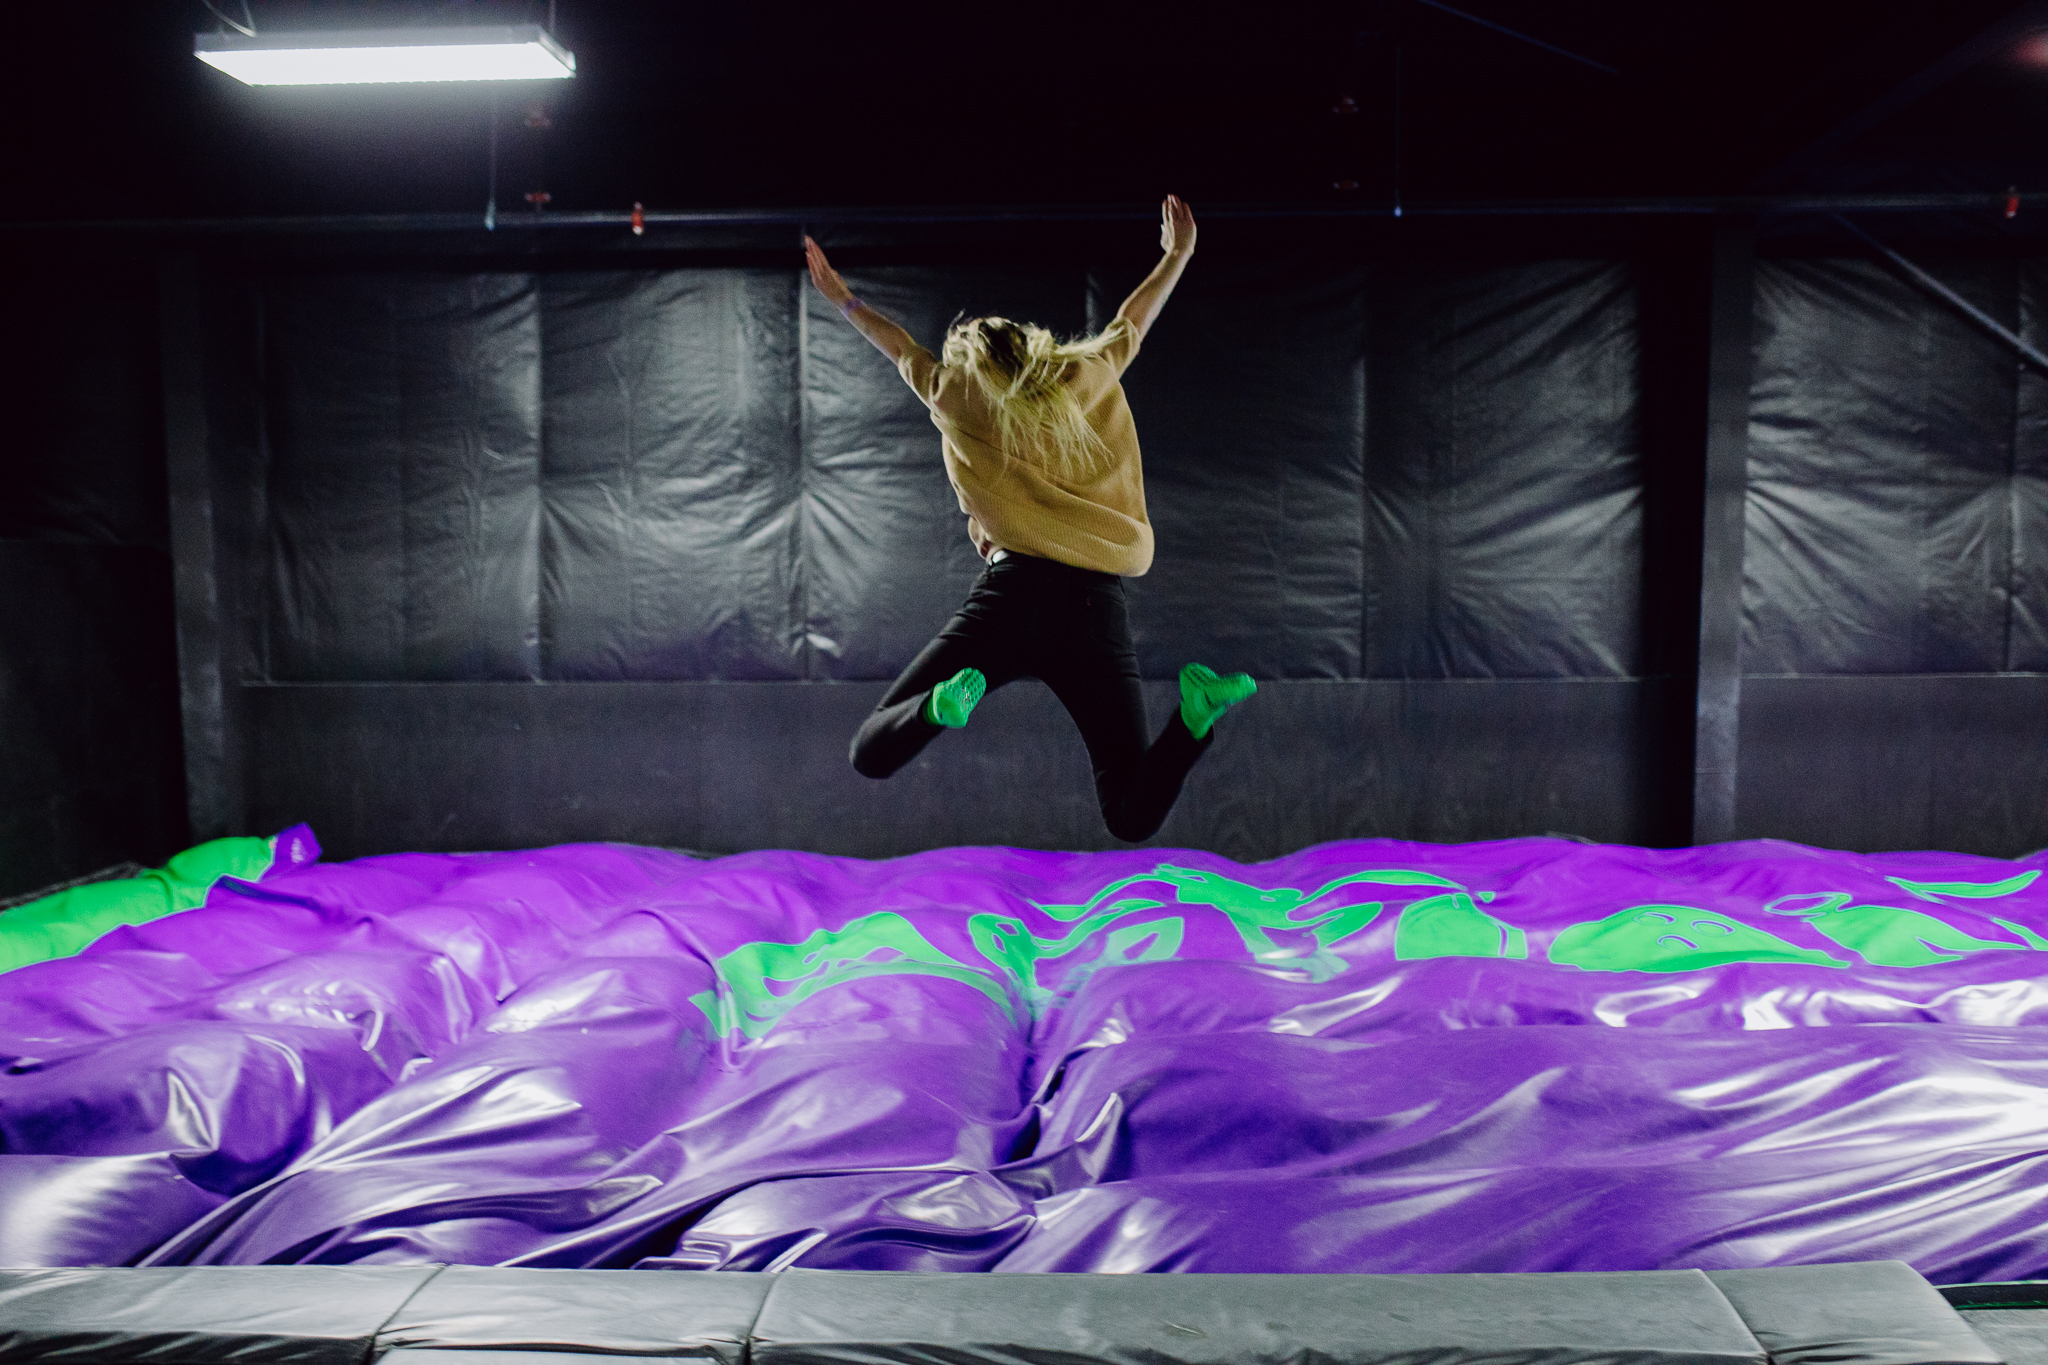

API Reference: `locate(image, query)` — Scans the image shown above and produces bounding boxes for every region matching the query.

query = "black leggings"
[850,553,1210,842]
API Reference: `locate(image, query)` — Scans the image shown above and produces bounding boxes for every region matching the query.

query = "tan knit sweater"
[896,317,1153,577]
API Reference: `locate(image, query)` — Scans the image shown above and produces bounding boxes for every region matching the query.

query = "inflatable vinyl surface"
[5,831,2048,1277]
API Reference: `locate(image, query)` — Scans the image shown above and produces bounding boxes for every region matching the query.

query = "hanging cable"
[1410,0,1617,75]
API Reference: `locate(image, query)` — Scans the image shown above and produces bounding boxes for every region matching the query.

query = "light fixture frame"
[194,24,576,85]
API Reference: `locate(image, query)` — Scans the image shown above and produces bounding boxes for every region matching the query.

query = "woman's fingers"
[1160,195,1195,256]
[1158,195,1193,254]
[804,237,854,305]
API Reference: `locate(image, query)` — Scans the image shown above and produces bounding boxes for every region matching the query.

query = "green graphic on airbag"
[1396,893,1529,960]
[685,864,2048,1038]
[690,911,1014,1038]
[1550,906,1849,972]
[1886,870,2041,904]
[1765,892,2027,967]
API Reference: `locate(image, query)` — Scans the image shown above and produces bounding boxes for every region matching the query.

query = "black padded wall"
[1744,259,2042,675]
[0,545,186,898]
[1737,258,2048,853]
[262,275,544,682]
[540,271,801,680]
[246,259,1645,690]
[152,240,2048,862]
[2,263,170,551]
[1364,261,1642,679]
[0,257,188,896]
[207,251,1668,860]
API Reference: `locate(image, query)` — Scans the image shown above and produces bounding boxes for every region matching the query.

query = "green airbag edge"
[0,836,276,975]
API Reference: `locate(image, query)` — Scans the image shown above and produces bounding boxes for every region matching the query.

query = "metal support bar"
[1693,221,1756,846]
[1411,0,1619,75]
[1833,213,2048,373]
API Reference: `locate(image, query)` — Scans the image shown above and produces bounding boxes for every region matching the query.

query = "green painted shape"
[1765,889,2035,965]
[966,895,1174,1008]
[692,910,1014,1039]
[1550,905,1850,973]
[1886,870,2041,904]
[666,860,2048,1041]
[1993,917,2048,952]
[1395,892,1526,961]
[1103,917,1185,964]
[1029,873,1185,924]
[1803,904,2025,966]
[1017,863,1447,986]
[1147,865,1448,965]
[1766,892,1852,917]
[699,865,1471,1040]
[0,836,276,976]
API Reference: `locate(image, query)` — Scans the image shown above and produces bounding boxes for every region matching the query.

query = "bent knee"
[849,740,893,780]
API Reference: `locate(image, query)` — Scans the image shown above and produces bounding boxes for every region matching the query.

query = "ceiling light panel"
[195,25,575,85]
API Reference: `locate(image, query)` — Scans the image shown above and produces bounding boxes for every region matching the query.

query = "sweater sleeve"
[1098,316,1142,378]
[897,344,941,406]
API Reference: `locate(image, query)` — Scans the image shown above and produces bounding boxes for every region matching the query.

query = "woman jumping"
[804,195,1255,842]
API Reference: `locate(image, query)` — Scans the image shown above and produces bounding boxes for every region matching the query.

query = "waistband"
[984,548,1120,583]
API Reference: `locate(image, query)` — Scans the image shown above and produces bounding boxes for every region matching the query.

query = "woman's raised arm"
[806,236,919,361]
[1114,195,1196,341]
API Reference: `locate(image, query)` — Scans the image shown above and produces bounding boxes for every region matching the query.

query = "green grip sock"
[1179,662,1256,740]
[923,668,987,728]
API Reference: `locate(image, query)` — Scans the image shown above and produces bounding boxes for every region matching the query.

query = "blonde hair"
[941,316,1125,481]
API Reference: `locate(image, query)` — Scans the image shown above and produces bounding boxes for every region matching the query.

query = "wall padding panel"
[263,275,543,682]
[0,543,187,895]
[250,262,1646,688]
[1745,259,2040,675]
[540,271,803,680]
[1364,261,1643,679]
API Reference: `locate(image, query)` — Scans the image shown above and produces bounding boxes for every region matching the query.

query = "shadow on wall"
[0,257,188,898]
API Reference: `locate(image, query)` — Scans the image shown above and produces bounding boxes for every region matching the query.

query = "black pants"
[850,553,1210,842]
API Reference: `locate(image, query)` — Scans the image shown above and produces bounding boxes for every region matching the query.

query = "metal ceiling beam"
[3,191,2043,238]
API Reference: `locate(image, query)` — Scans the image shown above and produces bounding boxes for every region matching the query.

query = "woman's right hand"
[805,236,855,308]
[1159,195,1196,259]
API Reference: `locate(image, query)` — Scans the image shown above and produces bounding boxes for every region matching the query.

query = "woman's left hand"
[805,237,854,308]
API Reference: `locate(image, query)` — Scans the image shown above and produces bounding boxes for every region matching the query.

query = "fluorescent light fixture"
[195,25,575,85]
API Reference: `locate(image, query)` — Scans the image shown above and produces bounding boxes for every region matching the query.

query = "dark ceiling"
[13,0,2048,226]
